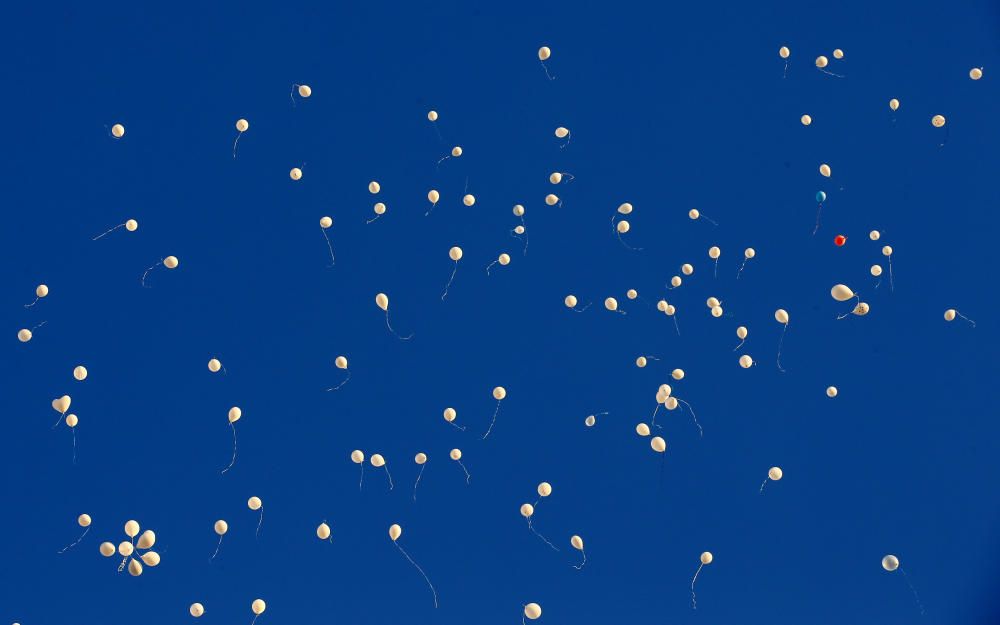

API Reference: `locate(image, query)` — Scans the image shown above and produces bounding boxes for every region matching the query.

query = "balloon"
[711,306,723,318]
[889,98,900,111]
[449,246,463,261]
[333,356,348,370]
[514,225,525,234]
[427,190,439,204]
[571,535,584,550]
[701,551,713,564]
[555,127,569,138]
[970,67,983,80]
[636,356,647,368]
[368,181,381,194]
[18,329,32,342]
[615,220,631,234]
[70,365,88,381]
[298,85,312,97]
[739,355,753,368]
[830,284,855,302]
[450,448,462,460]
[944,309,957,321]
[463,194,476,206]
[317,523,331,540]
[853,302,870,316]
[604,297,618,311]
[869,230,881,241]
[882,246,893,257]
[214,520,228,535]
[513,204,525,216]
[636,423,650,436]
[819,164,831,177]
[665,396,678,409]
[624,289,637,300]
[415,452,427,465]
[376,293,389,311]
[737,326,748,339]
[74,513,91,527]
[826,386,838,398]
[35,284,49,298]
[493,386,507,400]
[882,555,899,571]
[119,541,134,556]
[164,256,179,269]
[584,415,596,427]
[208,358,222,372]
[538,46,551,61]
[815,56,829,68]
[451,146,463,157]
[65,414,78,427]
[52,395,71,413]
[709,246,720,259]
[137,530,156,549]
[236,119,249,132]
[190,603,205,617]
[141,551,160,566]
[389,524,402,541]
[290,167,303,180]
[111,124,125,138]
[775,309,789,324]
[126,219,138,231]
[672,368,685,380]
[833,49,844,59]
[871,265,882,277]
[427,110,438,121]
[351,450,364,464]
[499,253,511,266]
[100,542,115,556]
[318,216,333,230]
[128,559,143,576]
[227,407,242,423]
[816,191,826,202]
[618,202,633,215]
[564,295,578,308]
[931,114,946,128]
[248,497,262,511]
[651,436,666,452]
[371,453,385,467]
[801,114,812,126]
[524,603,542,620]
[520,503,535,517]
[689,209,700,219]
[681,264,694,275]
[252,599,267,615]
[125,520,140,538]
[545,194,559,206]
[371,202,386,216]
[779,46,790,59]
[537,482,552,497]
[443,407,457,422]
[768,467,783,480]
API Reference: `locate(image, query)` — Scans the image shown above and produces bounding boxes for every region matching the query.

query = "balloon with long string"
[442,406,466,431]
[545,193,562,207]
[441,247,463,300]
[569,535,588,569]
[733,326,748,350]
[210,520,228,561]
[888,98,899,123]
[326,356,351,391]
[318,216,335,265]
[412,453,428,501]
[247,496,264,539]
[708,246,721,277]
[815,55,844,78]
[221,407,241,474]
[316,521,332,543]
[779,46,790,77]
[485,253,511,275]
[555,126,570,148]
[351,450,365,490]
[23,283,49,308]
[425,190,440,216]
[366,202,388,224]
[688,208,717,226]
[615,219,642,250]
[605,297,626,315]
[511,204,528,254]
[482,386,506,439]
[92,218,139,241]
[208,358,226,374]
[944,308,976,327]
[813,191,827,235]
[882,555,925,615]
[141,255,179,287]
[584,411,607,427]
[932,114,948,147]
[870,264,883,288]
[691,552,713,609]
[388,524,438,608]
[437,145,462,167]
[64,413,80,463]
[774,309,789,372]
[881,245,895,291]
[549,171,574,185]
[233,119,249,158]
[520,502,558,551]
[831,284,861,319]
[635,355,659,368]
[291,82,312,104]
[190,603,205,617]
[58,514,92,553]
[427,110,443,142]
[538,46,554,80]
[51,395,71,428]
[760,466,782,493]
[251,599,267,625]
[450,448,471,484]
[375,293,413,340]
[650,436,668,488]
[371,453,394,490]
[563,294,590,312]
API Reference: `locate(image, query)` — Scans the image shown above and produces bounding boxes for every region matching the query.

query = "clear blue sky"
[2,1,998,624]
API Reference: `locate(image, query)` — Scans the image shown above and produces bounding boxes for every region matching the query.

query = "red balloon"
[834,235,847,246]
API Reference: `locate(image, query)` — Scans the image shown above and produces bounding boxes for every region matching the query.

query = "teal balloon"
[815,191,827,203]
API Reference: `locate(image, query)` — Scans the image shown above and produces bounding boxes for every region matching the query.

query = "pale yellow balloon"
[869,230,881,241]
[671,368,685,380]
[443,407,457,422]
[111,124,125,138]
[889,98,900,112]
[463,194,476,206]
[618,202,633,215]
[584,415,596,427]
[833,49,844,59]
[514,225,525,234]
[164,256,179,269]
[554,127,569,138]
[370,453,386,467]
[520,503,535,518]
[882,245,893,257]
[801,114,812,126]
[290,167,303,180]
[970,67,983,80]
[214,520,228,535]
[141,551,160,566]
[537,482,552,497]
[125,219,138,231]
[77,513,91,527]
[636,356,648,368]
[650,436,666,453]
[826,386,838,398]
[451,146,463,157]
[815,55,829,68]
[124,520,140,538]
[853,302,870,316]
[368,181,381,194]
[701,551,713,565]
[604,297,618,311]
[137,530,156,549]
[335,356,348,370]
[190,603,205,617]
[317,523,331,540]
[549,172,562,184]
[427,110,438,121]
[427,190,440,204]
[36,284,49,298]
[351,450,364,464]
[681,263,694,275]
[538,46,551,61]
[775,309,789,324]
[616,220,630,234]
[493,386,507,400]
[18,328,33,343]
[944,309,957,321]
[545,194,559,206]
[449,246,463,261]
[499,253,511,266]
[623,289,637,301]
[636,423,650,437]
[739,355,753,369]
[882,555,899,571]
[298,84,312,97]
[564,295,578,308]
[571,535,584,550]
[376,293,389,311]
[388,524,402,541]
[228,407,242,423]
[830,284,855,302]
[711,306,723,318]
[709,246,721,259]
[449,448,463,461]
[670,276,682,288]
[248,496,262,511]
[768,467,783,481]
[208,358,222,372]
[251,599,267,615]
[779,46,790,59]
[931,114,946,128]
[65,414,78,427]
[665,305,676,316]
[870,265,882,277]
[524,603,542,620]
[513,204,525,216]
[73,366,88,381]
[99,541,115,556]
[415,452,427,465]
[736,326,748,339]
[128,559,143,576]
[235,118,249,132]
[369,202,383,216]
[119,541,134,557]
[52,395,71,413]
[819,163,831,177]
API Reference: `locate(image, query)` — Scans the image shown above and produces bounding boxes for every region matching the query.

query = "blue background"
[2,1,998,623]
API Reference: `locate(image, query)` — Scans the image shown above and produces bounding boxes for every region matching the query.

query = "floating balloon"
[290,167,303,180]
[881,555,924,613]
[247,497,264,538]
[570,535,587,569]
[441,246,464,300]
[970,67,983,80]
[815,56,843,77]
[72,365,88,381]
[137,530,156,550]
[374,292,412,340]
[834,234,847,247]
[870,230,881,241]
[853,302,870,316]
[881,246,895,292]
[233,119,249,157]
[889,98,900,112]
[210,520,228,561]
[486,252,511,275]
[830,284,856,302]
[521,494,558,551]
[317,522,331,541]
[388,523,438,607]
[424,189,441,216]
[442,406,465,431]
[190,603,205,617]
[691,552,713,609]
[129,559,143,576]
[681,264,694,276]
[351,450,366,490]
[537,482,552,497]
[736,248,755,279]
[711,305,723,318]
[316,216,336,265]
[140,256,179,287]
[251,598,266,624]
[18,329,32,343]
[734,325,748,350]
[100,542,115,557]
[463,194,476,207]
[427,110,438,122]
[23,283,49,308]
[545,193,560,207]
[58,513,93,553]
[297,84,312,98]
[672,368,685,380]
[538,46,554,80]
[882,555,899,571]
[778,46,791,77]
[760,466,783,493]
[944,308,976,327]
[931,114,946,128]
[826,386,838,398]
[651,436,666,452]
[208,358,223,374]
[524,603,542,620]
[819,163,831,177]
[636,423,651,436]
[801,114,812,126]
[708,246,721,277]
[688,208,717,225]
[111,124,125,138]
[221,407,242,474]
[833,48,844,59]
[327,356,351,391]
[371,453,394,490]
[482,387,507,440]
[413,452,428,501]
[739,354,753,369]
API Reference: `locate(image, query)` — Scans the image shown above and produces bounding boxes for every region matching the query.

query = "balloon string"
[359,464,364,491]
[395,541,438,608]
[289,84,299,106]
[901,568,925,615]
[141,260,163,288]
[672,315,681,336]
[733,339,745,351]
[255,508,263,539]
[956,311,977,327]
[760,478,768,494]
[526,518,560,552]
[485,260,498,276]
[53,410,66,429]
[700,213,718,226]
[837,295,861,320]
[441,262,459,300]
[57,527,90,554]
[385,312,413,341]
[210,535,223,561]
[561,173,575,183]
[24,296,40,308]
[321,229,336,266]
[616,230,643,251]
[92,223,124,241]
[232,132,242,159]
[221,421,237,474]
[251,614,260,625]
[413,464,426,501]
[887,255,895,292]
[714,259,719,279]
[650,404,660,429]
[939,125,950,148]
[457,459,471,484]
[482,401,502,439]
[818,68,845,78]
[520,216,528,255]
[435,154,450,167]
[366,213,383,224]
[326,370,351,391]
[813,203,823,235]
[571,301,592,313]
[383,465,394,490]
[678,398,703,438]
[448,420,466,432]
[776,323,788,372]
[736,259,749,280]
[783,61,789,78]
[540,61,555,81]
[572,549,587,570]
[71,428,77,465]
[691,562,704,609]
[425,201,438,217]
[560,135,571,149]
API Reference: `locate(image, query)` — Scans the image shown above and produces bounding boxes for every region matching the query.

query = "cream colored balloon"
[19,329,33,343]
[164,256,179,269]
[225,406,242,424]
[190,603,205,617]
[415,452,427,465]
[427,190,440,206]
[651,436,666,452]
[449,246,463,261]
[538,46,551,61]
[251,599,267,615]
[141,551,160,566]
[137,530,156,549]
[493,386,507,400]
[815,56,829,68]
[78,513,92,527]
[672,368,685,380]
[618,202,633,215]
[450,448,462,460]
[520,503,535,518]
[451,146,463,157]
[739,355,753,369]
[889,98,900,111]
[334,356,348,370]
[870,265,882,277]
[709,246,721,259]
[524,603,542,620]
[319,216,333,229]
[819,163,831,177]
[65,414,79,427]
[514,225,525,234]
[235,118,249,132]
[970,67,983,80]
[125,520,140,538]
[73,366,88,381]
[711,306,723,318]
[111,124,125,138]
[826,386,838,398]
[944,309,957,321]
[537,482,552,497]
[128,559,143,576]
[298,84,312,97]
[549,172,562,184]
[499,253,511,266]
[853,302,870,316]
[376,293,389,311]
[671,276,682,288]
[768,466,783,480]
[119,541,134,557]
[443,407,457,422]
[801,114,812,126]
[370,453,386,467]
[368,181,381,194]
[36,284,49,298]
[700,551,713,565]
[830,284,855,302]
[545,194,559,206]
[775,309,789,324]
[882,245,893,257]
[125,219,139,231]
[833,49,844,59]
[248,496,262,511]
[571,535,584,550]
[604,297,618,311]
[584,415,596,427]
[463,194,476,206]
[555,127,569,138]
[388,524,402,541]
[214,520,228,535]
[636,423,650,437]
[779,46,790,59]
[657,300,668,312]
[351,450,364,464]
[290,167,303,180]
[931,114,946,128]
[564,295,578,308]
[52,395,71,413]
[882,555,899,571]
[636,356,647,368]
[869,230,881,241]
[737,326,748,339]
[208,358,222,372]
[100,542,116,556]
[681,264,694,275]
[513,204,525,216]
[427,110,438,121]
[317,523,331,540]
[616,221,630,233]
